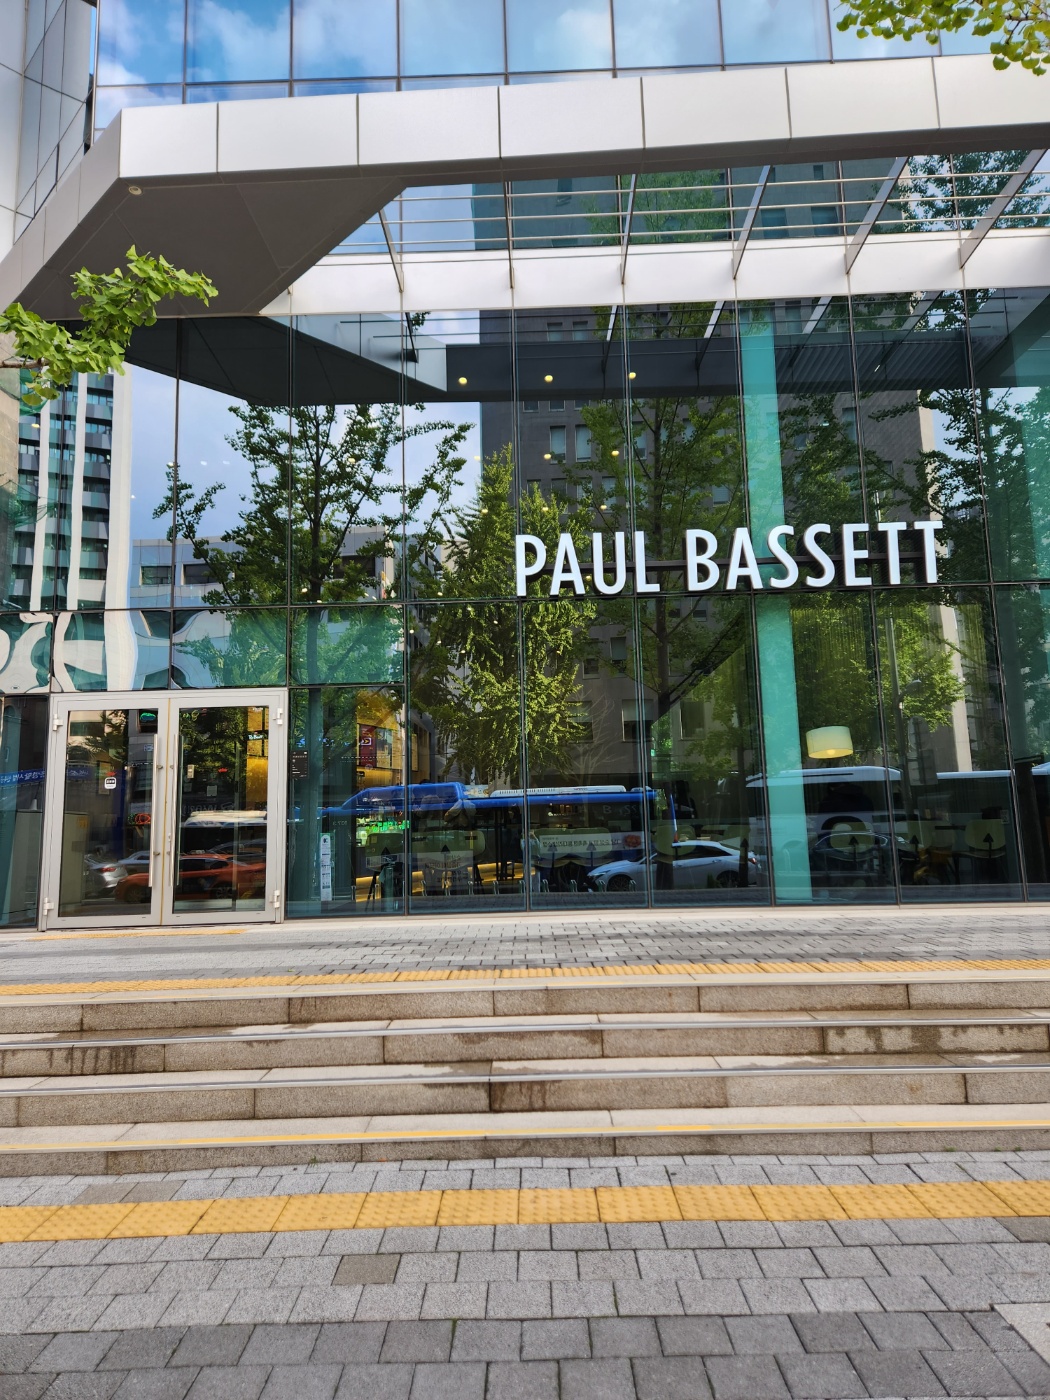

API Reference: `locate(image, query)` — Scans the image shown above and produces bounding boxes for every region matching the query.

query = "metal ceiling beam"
[732,166,770,277]
[845,156,907,272]
[620,173,638,285]
[960,148,1045,266]
[378,207,404,293]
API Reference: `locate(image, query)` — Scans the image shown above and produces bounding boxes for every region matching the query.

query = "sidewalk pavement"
[1,904,1049,988]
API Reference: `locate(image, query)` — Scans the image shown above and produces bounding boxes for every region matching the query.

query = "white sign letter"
[766,525,798,591]
[550,533,585,595]
[877,520,907,585]
[913,518,944,583]
[685,529,720,592]
[592,531,627,595]
[635,530,660,593]
[726,527,763,591]
[515,534,546,596]
[802,523,835,588]
[842,523,872,587]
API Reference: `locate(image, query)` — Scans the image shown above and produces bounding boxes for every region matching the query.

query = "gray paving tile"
[522,1319,591,1360]
[776,1352,867,1399]
[333,1362,412,1399]
[848,1348,947,1397]
[802,1277,882,1313]
[739,1280,816,1315]
[96,1326,184,1370]
[485,1360,559,1399]
[168,1324,254,1367]
[865,1274,948,1311]
[656,1315,733,1355]
[112,1370,199,1400]
[184,1365,271,1399]
[725,1314,803,1355]
[755,1249,822,1279]
[633,1355,713,1399]
[704,1354,791,1400]
[517,1250,577,1281]
[486,1282,552,1320]
[407,1362,485,1399]
[578,1251,639,1281]
[790,1312,875,1354]
[922,1346,1023,1397]
[379,1320,453,1363]
[677,1280,750,1316]
[551,1281,616,1319]
[258,1364,342,1400]
[353,1284,425,1322]
[457,1253,517,1282]
[697,1251,762,1280]
[30,1331,119,1371]
[635,1250,699,1281]
[999,1344,1050,1394]
[420,1282,488,1319]
[557,1357,637,1400]
[36,1374,127,1399]
[590,1317,661,1357]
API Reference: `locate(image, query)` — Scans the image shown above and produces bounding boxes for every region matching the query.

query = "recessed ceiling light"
[458,376,468,385]
[544,374,553,383]
[628,371,637,380]
[127,185,142,195]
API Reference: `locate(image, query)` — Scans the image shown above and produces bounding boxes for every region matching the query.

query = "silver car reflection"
[590,840,760,892]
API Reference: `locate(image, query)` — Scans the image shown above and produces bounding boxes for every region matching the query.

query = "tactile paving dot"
[354,1191,442,1230]
[108,1200,210,1237]
[517,1188,600,1225]
[828,1184,930,1219]
[26,1203,135,1241]
[596,1185,682,1223]
[982,1180,1050,1216]
[751,1185,848,1221]
[0,1206,62,1242]
[437,1189,519,1226]
[190,1196,290,1235]
[272,1192,366,1233]
[908,1180,1017,1218]
[673,1185,765,1221]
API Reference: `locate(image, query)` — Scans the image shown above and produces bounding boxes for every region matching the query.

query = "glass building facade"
[3,286,1050,924]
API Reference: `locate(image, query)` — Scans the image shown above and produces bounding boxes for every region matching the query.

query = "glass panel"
[53,611,170,691]
[293,0,397,78]
[524,600,648,905]
[721,0,830,63]
[644,597,769,904]
[57,707,158,918]
[409,603,526,911]
[174,705,270,913]
[291,607,404,685]
[766,592,896,903]
[173,321,291,606]
[854,292,989,584]
[288,688,406,916]
[401,0,504,75]
[967,288,1050,582]
[187,0,290,81]
[506,0,613,71]
[171,610,287,688]
[613,0,721,67]
[995,585,1050,897]
[0,614,51,692]
[406,309,513,600]
[0,697,46,927]
[877,587,1022,900]
[97,0,185,84]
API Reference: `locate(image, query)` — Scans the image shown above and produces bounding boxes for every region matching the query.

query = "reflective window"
[877,588,1021,900]
[968,288,1050,582]
[171,610,287,687]
[995,586,1050,898]
[97,0,185,84]
[174,322,291,607]
[293,0,397,79]
[409,603,526,911]
[0,697,46,927]
[506,0,614,71]
[288,687,406,916]
[401,0,505,75]
[53,611,171,691]
[291,607,404,685]
[613,0,721,68]
[187,0,290,82]
[721,0,830,64]
[644,597,768,904]
[0,615,51,693]
[93,85,183,135]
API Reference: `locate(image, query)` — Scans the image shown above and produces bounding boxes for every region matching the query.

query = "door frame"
[41,689,287,930]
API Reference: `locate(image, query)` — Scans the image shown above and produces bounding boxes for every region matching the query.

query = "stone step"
[7,969,1050,1036]
[3,1099,1050,1175]
[3,1051,1050,1127]
[2,1008,1049,1076]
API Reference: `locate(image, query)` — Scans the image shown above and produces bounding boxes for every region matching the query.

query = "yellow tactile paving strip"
[4,1177,1049,1243]
[5,956,1050,999]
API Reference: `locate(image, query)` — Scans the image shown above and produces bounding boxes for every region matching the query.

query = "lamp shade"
[806,725,853,759]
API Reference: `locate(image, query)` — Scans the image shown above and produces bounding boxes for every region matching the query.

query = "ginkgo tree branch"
[838,0,1050,73]
[0,246,217,405]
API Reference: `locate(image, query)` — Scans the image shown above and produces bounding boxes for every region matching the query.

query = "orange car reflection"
[115,853,265,903]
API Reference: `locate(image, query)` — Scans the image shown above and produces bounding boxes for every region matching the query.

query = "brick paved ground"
[6,1151,1050,1397]
[2,904,1050,987]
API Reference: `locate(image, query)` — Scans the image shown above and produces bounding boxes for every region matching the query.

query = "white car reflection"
[590,840,760,892]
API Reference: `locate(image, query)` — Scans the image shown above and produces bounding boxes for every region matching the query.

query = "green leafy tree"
[838,0,1050,72]
[0,247,216,405]
[412,444,595,784]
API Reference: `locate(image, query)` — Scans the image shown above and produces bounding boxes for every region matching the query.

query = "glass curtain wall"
[6,291,1050,913]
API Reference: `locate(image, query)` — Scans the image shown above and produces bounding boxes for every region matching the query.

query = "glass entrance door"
[42,690,285,927]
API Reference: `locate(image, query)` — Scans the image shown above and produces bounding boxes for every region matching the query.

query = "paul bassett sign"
[514,521,943,597]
